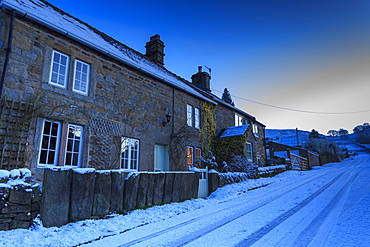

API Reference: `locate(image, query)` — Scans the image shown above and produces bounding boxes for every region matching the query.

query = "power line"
[213,89,370,115]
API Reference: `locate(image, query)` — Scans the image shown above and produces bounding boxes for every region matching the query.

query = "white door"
[154,144,169,171]
[198,167,209,198]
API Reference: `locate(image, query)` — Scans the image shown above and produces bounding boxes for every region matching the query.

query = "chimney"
[191,66,211,92]
[145,34,165,66]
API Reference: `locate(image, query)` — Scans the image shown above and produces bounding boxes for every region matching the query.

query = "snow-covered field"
[1,153,369,247]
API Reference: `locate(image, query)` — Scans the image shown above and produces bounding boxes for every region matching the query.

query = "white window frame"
[121,137,140,171]
[246,142,253,162]
[194,107,200,129]
[38,119,61,166]
[73,59,90,95]
[253,123,259,138]
[49,50,69,88]
[235,113,243,126]
[187,104,193,127]
[64,124,83,167]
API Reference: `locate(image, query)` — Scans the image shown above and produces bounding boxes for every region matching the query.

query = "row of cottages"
[0,0,266,184]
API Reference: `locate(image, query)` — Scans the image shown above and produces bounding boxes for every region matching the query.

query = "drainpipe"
[0,9,15,97]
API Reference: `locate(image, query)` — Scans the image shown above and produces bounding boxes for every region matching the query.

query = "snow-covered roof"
[219,124,250,138]
[0,0,214,103]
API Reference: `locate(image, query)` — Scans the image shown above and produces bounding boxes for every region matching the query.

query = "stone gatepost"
[69,169,95,222]
[110,171,127,214]
[92,170,112,217]
[41,168,72,227]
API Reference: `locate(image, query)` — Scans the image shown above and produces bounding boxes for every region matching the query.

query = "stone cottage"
[0,0,266,183]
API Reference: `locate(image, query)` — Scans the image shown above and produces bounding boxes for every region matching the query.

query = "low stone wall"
[258,165,287,177]
[0,169,41,231]
[41,168,199,227]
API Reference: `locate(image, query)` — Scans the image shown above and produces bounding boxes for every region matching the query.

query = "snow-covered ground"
[1,153,369,247]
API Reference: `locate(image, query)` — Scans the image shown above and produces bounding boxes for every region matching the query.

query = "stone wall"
[0,169,41,231]
[41,167,199,228]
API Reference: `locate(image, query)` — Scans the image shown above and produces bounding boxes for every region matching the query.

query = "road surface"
[85,153,370,247]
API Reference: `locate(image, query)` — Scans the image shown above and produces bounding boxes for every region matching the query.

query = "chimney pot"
[198,66,202,73]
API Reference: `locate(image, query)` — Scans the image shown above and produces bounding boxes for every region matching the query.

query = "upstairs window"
[121,137,140,171]
[194,107,200,129]
[187,104,200,128]
[235,113,243,126]
[49,51,69,88]
[253,123,259,138]
[187,104,193,127]
[246,142,253,162]
[49,50,90,96]
[73,60,90,95]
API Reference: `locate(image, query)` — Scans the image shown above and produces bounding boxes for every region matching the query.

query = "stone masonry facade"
[0,1,266,185]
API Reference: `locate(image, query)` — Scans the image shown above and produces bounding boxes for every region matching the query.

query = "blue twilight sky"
[48,0,370,134]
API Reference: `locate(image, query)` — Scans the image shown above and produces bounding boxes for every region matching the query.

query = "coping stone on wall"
[110,171,127,214]
[41,168,72,228]
[69,169,95,222]
[92,171,112,217]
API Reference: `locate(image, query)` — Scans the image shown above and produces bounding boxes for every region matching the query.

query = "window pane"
[65,153,71,166]
[39,150,47,164]
[74,141,80,152]
[51,123,59,136]
[47,151,55,164]
[49,137,57,149]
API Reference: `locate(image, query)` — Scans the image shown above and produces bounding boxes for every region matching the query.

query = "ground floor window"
[38,119,83,167]
[246,142,253,162]
[187,146,202,168]
[121,137,140,171]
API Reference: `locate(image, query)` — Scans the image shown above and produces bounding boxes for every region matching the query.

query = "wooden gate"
[288,149,309,171]
[198,167,209,198]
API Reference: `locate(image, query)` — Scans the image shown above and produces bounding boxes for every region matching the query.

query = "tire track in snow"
[117,172,345,247]
[235,172,345,247]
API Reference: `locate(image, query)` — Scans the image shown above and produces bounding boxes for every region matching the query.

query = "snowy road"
[2,154,369,247]
[85,153,370,247]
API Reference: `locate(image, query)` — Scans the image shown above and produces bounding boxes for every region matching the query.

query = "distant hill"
[265,129,315,146]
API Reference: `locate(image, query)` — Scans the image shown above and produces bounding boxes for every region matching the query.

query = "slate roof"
[219,124,250,138]
[1,0,214,103]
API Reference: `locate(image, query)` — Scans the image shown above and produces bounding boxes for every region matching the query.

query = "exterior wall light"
[163,114,172,126]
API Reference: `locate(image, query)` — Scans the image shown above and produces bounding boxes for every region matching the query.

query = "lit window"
[49,50,69,88]
[187,146,194,167]
[246,142,253,162]
[195,148,202,165]
[121,137,140,171]
[73,60,90,95]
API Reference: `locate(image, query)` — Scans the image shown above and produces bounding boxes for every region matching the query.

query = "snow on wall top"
[219,124,250,138]
[1,0,213,103]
